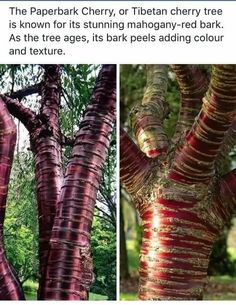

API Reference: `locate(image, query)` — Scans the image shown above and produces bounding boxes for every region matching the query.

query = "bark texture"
[31,65,63,298]
[41,65,116,300]
[121,64,236,300]
[0,98,25,300]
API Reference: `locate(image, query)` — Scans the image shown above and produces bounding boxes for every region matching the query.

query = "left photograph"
[0,64,116,300]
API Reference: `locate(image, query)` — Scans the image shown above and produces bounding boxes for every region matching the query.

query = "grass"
[23,280,107,300]
[120,292,137,300]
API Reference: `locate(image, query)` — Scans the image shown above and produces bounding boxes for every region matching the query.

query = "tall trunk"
[0,98,25,300]
[30,65,63,298]
[41,65,116,300]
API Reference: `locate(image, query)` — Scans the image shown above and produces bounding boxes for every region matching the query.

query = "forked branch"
[170,65,236,183]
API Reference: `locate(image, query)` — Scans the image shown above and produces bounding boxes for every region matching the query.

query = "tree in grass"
[0,64,116,300]
[120,64,236,300]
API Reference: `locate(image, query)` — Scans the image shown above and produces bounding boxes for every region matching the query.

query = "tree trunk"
[121,64,236,300]
[0,98,25,300]
[41,65,116,300]
[30,65,63,299]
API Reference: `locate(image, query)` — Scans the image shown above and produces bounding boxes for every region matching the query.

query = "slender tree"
[120,64,236,300]
[0,64,116,300]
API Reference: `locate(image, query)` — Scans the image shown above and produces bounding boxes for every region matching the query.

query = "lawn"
[23,280,107,300]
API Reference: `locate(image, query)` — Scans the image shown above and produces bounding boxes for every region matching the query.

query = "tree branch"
[130,65,169,158]
[61,134,75,147]
[171,65,209,142]
[170,65,236,183]
[120,127,152,197]
[0,94,40,133]
[6,82,42,100]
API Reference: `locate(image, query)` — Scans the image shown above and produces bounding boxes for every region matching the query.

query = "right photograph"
[120,65,236,300]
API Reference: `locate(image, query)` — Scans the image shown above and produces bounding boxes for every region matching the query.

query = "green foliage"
[209,226,236,276]
[4,152,38,283]
[91,217,116,300]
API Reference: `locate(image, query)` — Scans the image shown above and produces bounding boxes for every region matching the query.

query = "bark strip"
[0,97,25,300]
[130,65,169,158]
[41,65,116,300]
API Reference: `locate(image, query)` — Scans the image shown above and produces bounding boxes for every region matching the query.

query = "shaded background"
[120,64,236,300]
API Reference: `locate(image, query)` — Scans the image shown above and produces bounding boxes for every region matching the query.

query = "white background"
[0,1,236,63]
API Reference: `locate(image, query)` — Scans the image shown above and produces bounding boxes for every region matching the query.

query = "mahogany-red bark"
[41,65,116,300]
[30,65,63,299]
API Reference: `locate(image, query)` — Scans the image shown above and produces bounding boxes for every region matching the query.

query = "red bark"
[170,65,236,183]
[41,65,116,300]
[0,97,25,300]
[30,65,63,298]
[171,65,209,141]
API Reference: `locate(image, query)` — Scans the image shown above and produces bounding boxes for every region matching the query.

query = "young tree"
[120,65,236,300]
[0,64,116,300]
